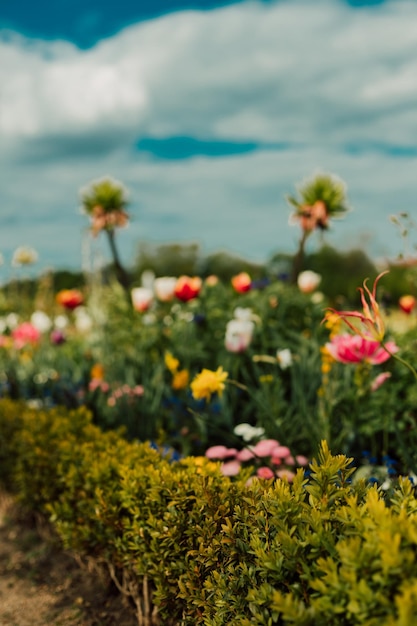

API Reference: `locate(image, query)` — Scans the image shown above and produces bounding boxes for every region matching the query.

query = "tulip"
[231,272,251,293]
[297,270,321,294]
[205,275,219,287]
[174,276,202,302]
[131,287,153,312]
[56,289,84,310]
[399,295,416,315]
[154,277,177,302]
[225,318,254,353]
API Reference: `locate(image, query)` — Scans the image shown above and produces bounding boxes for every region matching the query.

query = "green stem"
[105,229,130,292]
[382,342,417,383]
[291,230,310,284]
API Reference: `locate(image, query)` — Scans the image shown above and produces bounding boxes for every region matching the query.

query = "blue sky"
[1,0,417,278]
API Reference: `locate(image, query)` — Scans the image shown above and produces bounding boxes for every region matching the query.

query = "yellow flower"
[164,351,180,374]
[172,369,189,390]
[190,366,228,401]
[323,312,343,338]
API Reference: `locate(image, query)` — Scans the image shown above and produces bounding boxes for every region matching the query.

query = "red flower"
[231,272,251,293]
[56,289,84,310]
[174,276,202,302]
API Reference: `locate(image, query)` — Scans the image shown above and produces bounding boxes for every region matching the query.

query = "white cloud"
[1,0,417,275]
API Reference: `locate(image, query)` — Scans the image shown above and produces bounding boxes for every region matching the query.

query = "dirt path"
[0,492,137,626]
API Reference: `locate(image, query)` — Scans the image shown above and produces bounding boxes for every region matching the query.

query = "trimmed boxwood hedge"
[1,398,417,625]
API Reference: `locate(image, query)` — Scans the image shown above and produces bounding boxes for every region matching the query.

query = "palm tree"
[80,177,131,290]
[287,173,350,283]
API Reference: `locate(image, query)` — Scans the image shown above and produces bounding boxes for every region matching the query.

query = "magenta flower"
[325,334,398,365]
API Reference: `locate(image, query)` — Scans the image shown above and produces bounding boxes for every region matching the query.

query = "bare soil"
[0,491,137,626]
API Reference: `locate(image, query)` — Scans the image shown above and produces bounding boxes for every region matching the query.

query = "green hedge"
[1,398,417,625]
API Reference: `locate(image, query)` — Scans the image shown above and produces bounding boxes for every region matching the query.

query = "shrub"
[2,399,417,624]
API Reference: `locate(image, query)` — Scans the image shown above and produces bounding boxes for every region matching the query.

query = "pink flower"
[271,445,291,460]
[370,371,392,392]
[252,439,280,457]
[12,322,41,349]
[276,469,296,482]
[325,334,399,365]
[295,455,309,466]
[221,460,241,476]
[205,445,237,460]
[256,466,275,480]
[236,448,256,462]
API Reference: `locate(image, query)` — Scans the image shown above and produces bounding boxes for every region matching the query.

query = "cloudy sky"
[1,0,417,278]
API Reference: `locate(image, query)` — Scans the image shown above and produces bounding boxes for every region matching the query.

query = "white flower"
[297,270,321,294]
[277,348,292,369]
[141,270,155,290]
[12,246,38,266]
[311,291,324,304]
[5,313,19,329]
[234,423,265,442]
[131,287,153,312]
[225,318,255,353]
[233,307,253,322]
[154,277,177,302]
[30,311,52,333]
[54,315,69,330]
[74,307,93,333]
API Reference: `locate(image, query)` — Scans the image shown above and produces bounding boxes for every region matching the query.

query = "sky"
[1,0,417,279]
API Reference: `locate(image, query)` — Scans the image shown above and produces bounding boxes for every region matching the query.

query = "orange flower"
[172,369,189,390]
[231,272,251,293]
[90,363,105,381]
[56,289,84,310]
[399,295,416,315]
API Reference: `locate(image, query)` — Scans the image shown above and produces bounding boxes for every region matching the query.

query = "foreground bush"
[2,398,417,625]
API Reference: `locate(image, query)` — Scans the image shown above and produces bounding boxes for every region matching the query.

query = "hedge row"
[1,398,417,625]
